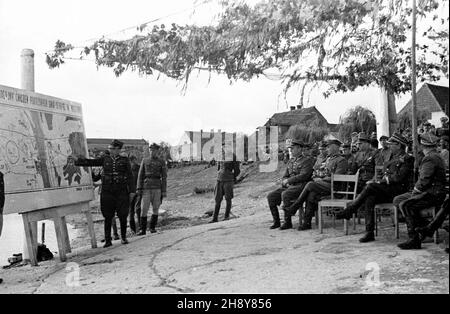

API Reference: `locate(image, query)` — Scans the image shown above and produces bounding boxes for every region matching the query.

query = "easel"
[21,202,97,266]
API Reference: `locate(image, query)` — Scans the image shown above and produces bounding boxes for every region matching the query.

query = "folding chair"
[318,170,360,235]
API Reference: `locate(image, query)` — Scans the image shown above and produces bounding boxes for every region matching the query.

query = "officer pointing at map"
[72,139,135,248]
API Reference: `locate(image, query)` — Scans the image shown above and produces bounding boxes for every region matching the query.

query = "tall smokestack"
[21,48,35,92]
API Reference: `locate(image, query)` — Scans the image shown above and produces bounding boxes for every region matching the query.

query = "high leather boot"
[137,217,147,236]
[224,200,232,220]
[280,210,292,230]
[269,206,281,229]
[359,231,375,243]
[103,217,113,248]
[209,203,220,223]
[119,215,128,244]
[416,200,449,240]
[150,214,158,233]
[298,201,314,230]
[398,217,422,250]
[336,187,372,220]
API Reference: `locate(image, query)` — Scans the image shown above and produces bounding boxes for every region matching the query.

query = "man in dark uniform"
[74,139,135,248]
[286,138,348,231]
[137,143,167,234]
[313,142,328,176]
[210,142,240,223]
[353,133,376,189]
[375,135,392,166]
[129,155,141,234]
[0,171,4,284]
[336,132,414,243]
[395,133,447,250]
[267,139,315,230]
[341,142,356,174]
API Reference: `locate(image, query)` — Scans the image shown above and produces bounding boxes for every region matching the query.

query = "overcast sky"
[0,0,448,145]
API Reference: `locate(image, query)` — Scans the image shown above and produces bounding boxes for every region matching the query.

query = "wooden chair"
[318,170,360,235]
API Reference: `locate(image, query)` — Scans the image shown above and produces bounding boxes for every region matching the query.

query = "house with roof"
[261,106,339,147]
[398,83,449,127]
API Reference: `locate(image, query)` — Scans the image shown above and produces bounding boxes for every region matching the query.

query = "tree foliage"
[46,0,449,96]
[285,124,329,144]
[397,107,430,129]
[338,105,377,140]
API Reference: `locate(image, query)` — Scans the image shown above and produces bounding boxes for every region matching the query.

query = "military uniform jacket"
[353,149,376,182]
[344,154,357,174]
[414,150,447,196]
[375,148,392,166]
[137,157,167,192]
[0,171,5,210]
[217,159,240,183]
[75,155,135,193]
[316,153,348,182]
[282,155,315,186]
[379,151,414,192]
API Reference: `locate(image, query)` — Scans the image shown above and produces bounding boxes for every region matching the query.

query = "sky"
[0,0,448,145]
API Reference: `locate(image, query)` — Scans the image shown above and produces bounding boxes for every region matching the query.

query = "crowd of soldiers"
[267,127,449,252]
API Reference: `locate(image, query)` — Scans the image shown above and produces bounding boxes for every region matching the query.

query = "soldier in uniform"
[267,140,315,230]
[313,142,328,176]
[74,139,135,248]
[336,132,414,243]
[353,133,376,189]
[341,142,356,174]
[210,142,241,223]
[129,155,141,234]
[395,133,447,250]
[137,143,167,234]
[375,135,392,166]
[286,138,348,231]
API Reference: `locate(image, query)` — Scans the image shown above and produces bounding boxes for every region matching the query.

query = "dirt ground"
[0,163,448,294]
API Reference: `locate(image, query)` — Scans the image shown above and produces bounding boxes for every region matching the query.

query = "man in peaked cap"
[341,142,356,174]
[136,143,167,234]
[376,135,392,166]
[394,133,447,250]
[74,139,135,247]
[353,133,376,188]
[336,132,414,243]
[268,139,315,230]
[285,138,348,231]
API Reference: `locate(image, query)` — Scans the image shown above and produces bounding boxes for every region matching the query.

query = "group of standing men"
[267,130,449,251]
[74,140,167,248]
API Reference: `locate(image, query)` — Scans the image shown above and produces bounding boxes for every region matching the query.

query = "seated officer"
[267,139,315,230]
[286,138,348,231]
[395,133,447,250]
[336,132,414,243]
[375,135,391,166]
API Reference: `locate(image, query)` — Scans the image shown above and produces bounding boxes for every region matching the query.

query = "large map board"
[0,84,94,214]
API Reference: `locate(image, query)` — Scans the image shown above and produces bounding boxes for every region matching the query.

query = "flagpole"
[411,0,419,180]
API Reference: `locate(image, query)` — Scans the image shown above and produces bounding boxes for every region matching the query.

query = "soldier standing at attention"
[286,139,348,231]
[336,132,414,243]
[267,140,315,230]
[128,155,142,234]
[353,133,376,189]
[395,133,447,250]
[74,139,135,248]
[210,142,240,223]
[341,142,356,174]
[375,135,392,166]
[137,143,167,235]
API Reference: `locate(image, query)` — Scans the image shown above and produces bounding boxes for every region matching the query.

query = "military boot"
[137,217,147,236]
[279,214,292,230]
[359,231,375,243]
[269,206,281,229]
[398,236,422,250]
[149,214,158,233]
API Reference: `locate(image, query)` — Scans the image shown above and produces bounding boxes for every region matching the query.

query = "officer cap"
[357,132,371,144]
[341,142,351,149]
[379,135,389,141]
[288,139,305,148]
[150,143,161,150]
[108,139,124,149]
[326,139,342,147]
[386,132,408,146]
[419,133,439,147]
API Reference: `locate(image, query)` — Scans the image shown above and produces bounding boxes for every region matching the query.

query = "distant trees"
[285,125,329,144]
[397,107,430,130]
[158,141,172,161]
[338,106,377,141]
